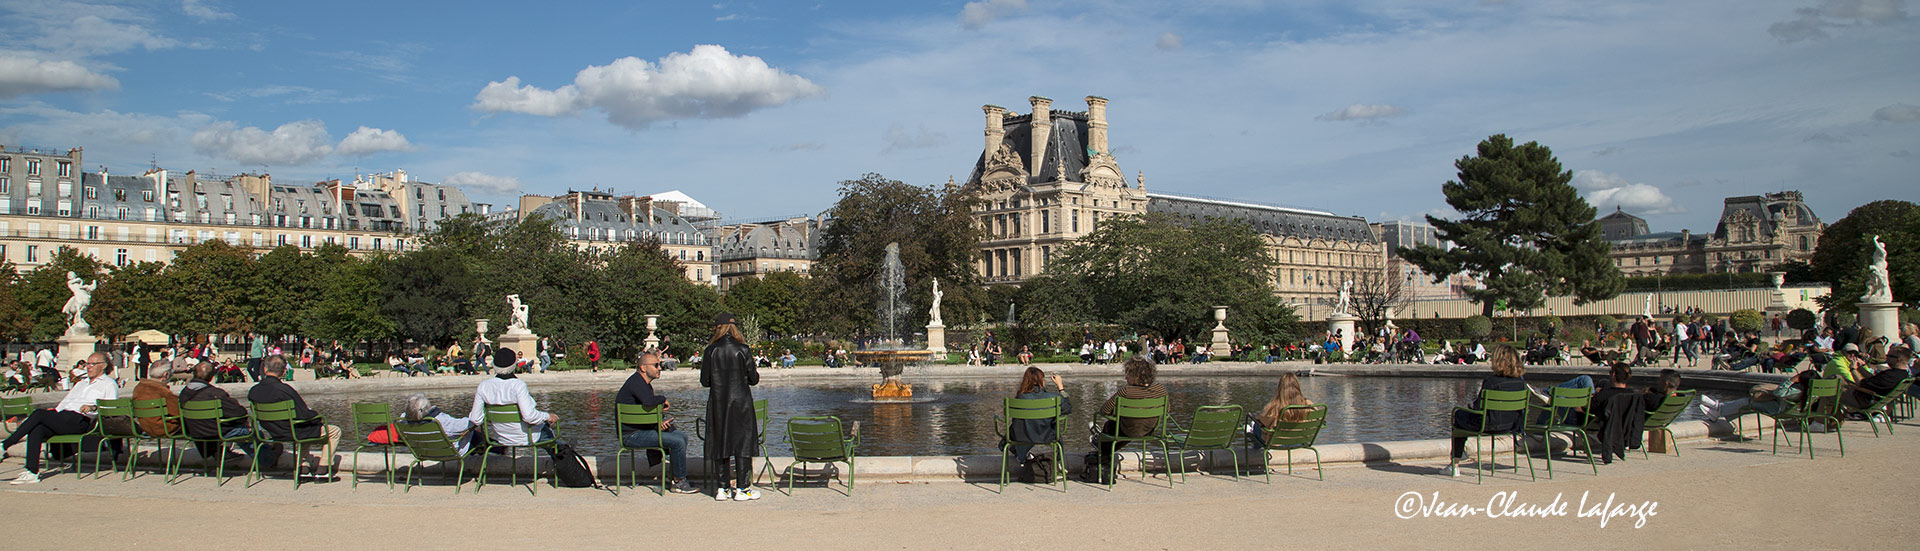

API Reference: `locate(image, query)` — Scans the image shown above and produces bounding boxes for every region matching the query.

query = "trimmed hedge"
[1622,272,1772,292]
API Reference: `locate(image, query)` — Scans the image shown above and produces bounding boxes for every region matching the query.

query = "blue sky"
[1,0,1915,232]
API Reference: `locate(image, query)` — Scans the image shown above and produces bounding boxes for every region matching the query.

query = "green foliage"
[722,271,806,336]
[1401,134,1624,316]
[1462,314,1493,338]
[1811,200,1920,312]
[1777,260,1818,285]
[379,246,475,345]
[810,173,984,337]
[1786,308,1818,331]
[0,260,31,341]
[88,261,169,338]
[1019,211,1296,342]
[588,240,721,360]
[1621,272,1771,292]
[1729,308,1765,334]
[303,255,392,343]
[18,247,103,340]
[166,240,258,335]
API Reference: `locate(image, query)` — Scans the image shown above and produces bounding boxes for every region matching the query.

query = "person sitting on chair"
[403,393,480,455]
[1445,347,1527,477]
[0,353,119,484]
[1084,358,1167,483]
[1697,368,1821,423]
[617,351,697,494]
[1006,367,1071,468]
[468,348,558,447]
[1246,373,1312,448]
[178,361,257,466]
[247,356,342,480]
[1842,347,1910,414]
[131,363,181,437]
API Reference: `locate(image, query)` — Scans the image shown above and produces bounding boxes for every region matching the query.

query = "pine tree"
[1401,134,1624,316]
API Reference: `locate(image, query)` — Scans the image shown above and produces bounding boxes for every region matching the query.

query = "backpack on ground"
[549,442,599,488]
[1020,452,1056,484]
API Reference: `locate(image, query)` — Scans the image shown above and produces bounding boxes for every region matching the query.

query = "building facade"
[959,96,1386,316]
[1374,219,1480,303]
[0,144,490,271]
[712,216,819,292]
[1604,191,1824,276]
[497,190,719,284]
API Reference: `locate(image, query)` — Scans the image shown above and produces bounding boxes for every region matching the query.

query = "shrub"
[1729,309,1765,334]
[1786,308,1817,331]
[1463,315,1492,339]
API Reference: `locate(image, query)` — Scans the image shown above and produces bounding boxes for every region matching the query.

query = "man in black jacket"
[246,356,340,479]
[1843,347,1911,413]
[617,351,697,494]
[178,361,258,466]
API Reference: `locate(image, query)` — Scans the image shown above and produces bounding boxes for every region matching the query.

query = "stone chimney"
[982,105,1006,156]
[1028,96,1052,178]
[1085,96,1109,155]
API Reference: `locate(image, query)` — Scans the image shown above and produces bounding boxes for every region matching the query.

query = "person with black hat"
[468,348,558,447]
[702,312,760,501]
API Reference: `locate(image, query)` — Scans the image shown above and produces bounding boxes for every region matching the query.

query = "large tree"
[1402,134,1624,316]
[810,173,984,337]
[0,260,32,341]
[722,270,807,337]
[1811,200,1920,312]
[379,246,475,345]
[164,240,259,336]
[303,255,393,344]
[88,261,172,338]
[1021,211,1297,344]
[588,240,721,359]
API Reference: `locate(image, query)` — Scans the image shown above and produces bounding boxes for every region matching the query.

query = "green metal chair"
[1526,385,1595,478]
[1249,404,1328,483]
[1169,405,1241,482]
[1451,389,1534,484]
[1638,390,1696,458]
[170,399,253,485]
[247,400,335,489]
[477,403,559,495]
[394,419,476,493]
[84,398,140,480]
[1093,395,1176,489]
[993,396,1069,492]
[752,398,774,485]
[611,402,671,495]
[1849,379,1911,437]
[347,402,399,489]
[2,395,33,439]
[784,416,859,496]
[128,398,180,481]
[1746,378,1843,458]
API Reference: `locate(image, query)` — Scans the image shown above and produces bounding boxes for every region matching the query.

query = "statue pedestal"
[495,329,541,365]
[55,330,99,370]
[1327,312,1358,353]
[1210,326,1231,358]
[1858,301,1901,350]
[925,322,947,355]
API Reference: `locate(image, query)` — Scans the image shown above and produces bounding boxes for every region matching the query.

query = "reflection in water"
[303,377,1741,459]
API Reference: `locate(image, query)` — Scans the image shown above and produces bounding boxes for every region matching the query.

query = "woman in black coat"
[702,313,761,500]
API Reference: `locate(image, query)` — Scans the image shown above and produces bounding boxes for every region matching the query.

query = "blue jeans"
[622,429,688,479]
[1537,376,1594,425]
[1264,355,1279,364]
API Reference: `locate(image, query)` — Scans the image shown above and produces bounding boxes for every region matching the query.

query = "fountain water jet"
[854,243,935,399]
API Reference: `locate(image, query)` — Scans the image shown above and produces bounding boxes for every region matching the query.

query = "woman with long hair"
[1445,346,1528,477]
[702,313,761,501]
[1246,373,1312,448]
[1005,367,1071,465]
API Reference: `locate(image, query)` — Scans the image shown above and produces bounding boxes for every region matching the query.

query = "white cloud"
[190,120,334,166]
[1156,32,1183,51]
[1872,103,1919,122]
[33,15,179,56]
[473,45,822,130]
[443,171,522,194]
[336,126,413,156]
[960,0,1027,30]
[182,0,234,21]
[1574,170,1681,215]
[1770,0,1909,42]
[882,123,948,153]
[1315,103,1406,122]
[203,84,371,105]
[1804,132,1851,144]
[0,55,118,98]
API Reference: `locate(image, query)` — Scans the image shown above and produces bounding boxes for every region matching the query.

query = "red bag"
[366,423,399,444]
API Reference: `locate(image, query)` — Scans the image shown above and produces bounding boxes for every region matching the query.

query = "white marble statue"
[507,294,530,332]
[1335,279,1353,314]
[929,279,943,324]
[1863,235,1893,303]
[1643,294,1653,318]
[62,271,95,332]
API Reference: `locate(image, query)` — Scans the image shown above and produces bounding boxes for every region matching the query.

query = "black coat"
[701,336,759,459]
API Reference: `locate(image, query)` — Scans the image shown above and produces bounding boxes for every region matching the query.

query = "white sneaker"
[715,488,735,501]
[1696,396,1720,419]
[1446,462,1459,477]
[9,471,39,485]
[734,487,761,501]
